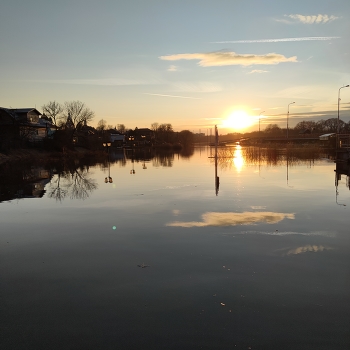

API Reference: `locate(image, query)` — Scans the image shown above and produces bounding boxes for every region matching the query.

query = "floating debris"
[137,263,150,268]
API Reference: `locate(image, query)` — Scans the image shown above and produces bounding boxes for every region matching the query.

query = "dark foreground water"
[1,146,350,349]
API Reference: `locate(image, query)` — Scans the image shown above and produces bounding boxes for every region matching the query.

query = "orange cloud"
[160,51,297,67]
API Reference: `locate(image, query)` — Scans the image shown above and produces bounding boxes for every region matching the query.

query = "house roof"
[0,107,16,123]
[319,133,336,140]
[9,108,41,115]
[9,108,42,115]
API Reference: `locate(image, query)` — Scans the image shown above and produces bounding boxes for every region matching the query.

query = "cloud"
[240,231,334,237]
[211,36,339,44]
[143,93,202,100]
[248,69,269,74]
[166,211,294,227]
[160,52,297,67]
[168,65,177,72]
[287,14,339,24]
[34,78,159,86]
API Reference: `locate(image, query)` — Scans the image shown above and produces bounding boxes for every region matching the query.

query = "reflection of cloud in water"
[172,209,180,216]
[251,206,266,209]
[286,245,333,255]
[167,211,294,227]
[242,230,335,237]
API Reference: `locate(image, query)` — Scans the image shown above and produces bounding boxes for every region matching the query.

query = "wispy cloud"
[143,93,201,100]
[168,65,177,72]
[286,14,339,24]
[171,82,222,93]
[160,52,297,67]
[34,78,159,86]
[211,36,339,44]
[248,69,269,74]
[166,211,294,227]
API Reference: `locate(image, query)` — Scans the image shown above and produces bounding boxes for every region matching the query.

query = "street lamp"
[287,102,295,139]
[259,111,265,135]
[337,85,349,136]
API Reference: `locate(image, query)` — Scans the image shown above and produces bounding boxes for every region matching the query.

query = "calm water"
[1,146,350,349]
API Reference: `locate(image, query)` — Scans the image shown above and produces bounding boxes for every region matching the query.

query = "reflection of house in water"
[20,168,51,198]
[0,165,52,202]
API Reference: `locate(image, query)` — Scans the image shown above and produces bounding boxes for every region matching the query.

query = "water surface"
[1,146,350,349]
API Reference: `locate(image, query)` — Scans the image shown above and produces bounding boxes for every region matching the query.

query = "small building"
[319,133,336,141]
[0,107,54,148]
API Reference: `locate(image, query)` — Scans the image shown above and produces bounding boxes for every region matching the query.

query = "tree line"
[42,100,195,150]
[245,117,350,137]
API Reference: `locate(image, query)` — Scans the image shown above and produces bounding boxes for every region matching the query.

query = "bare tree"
[42,101,63,126]
[151,122,159,132]
[117,124,126,134]
[60,101,95,132]
[96,119,107,131]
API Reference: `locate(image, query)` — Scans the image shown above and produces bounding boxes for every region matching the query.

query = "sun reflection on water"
[233,145,244,171]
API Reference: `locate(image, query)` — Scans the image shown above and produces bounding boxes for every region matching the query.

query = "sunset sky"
[1,0,349,133]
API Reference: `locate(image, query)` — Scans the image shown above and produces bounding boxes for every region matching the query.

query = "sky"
[1,0,350,133]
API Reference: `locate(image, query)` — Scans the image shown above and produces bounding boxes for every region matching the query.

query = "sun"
[222,110,254,131]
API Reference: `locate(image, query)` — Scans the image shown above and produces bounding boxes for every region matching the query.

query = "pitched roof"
[9,108,42,115]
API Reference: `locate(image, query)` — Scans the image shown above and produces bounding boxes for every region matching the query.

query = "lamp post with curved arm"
[337,85,349,136]
[287,102,295,139]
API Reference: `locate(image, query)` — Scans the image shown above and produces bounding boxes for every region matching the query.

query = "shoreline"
[0,148,104,166]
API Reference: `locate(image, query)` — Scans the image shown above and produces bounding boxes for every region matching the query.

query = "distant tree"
[157,123,174,143]
[117,124,126,134]
[42,101,62,126]
[265,124,282,135]
[151,122,159,132]
[323,118,339,132]
[316,118,345,133]
[60,101,95,133]
[294,120,317,132]
[178,130,194,147]
[96,119,107,131]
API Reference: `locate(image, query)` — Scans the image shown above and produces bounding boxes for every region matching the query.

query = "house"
[0,107,54,149]
[110,133,125,148]
[126,128,154,147]
[0,107,19,151]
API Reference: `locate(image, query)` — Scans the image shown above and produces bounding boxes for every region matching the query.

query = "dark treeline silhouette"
[240,117,349,139]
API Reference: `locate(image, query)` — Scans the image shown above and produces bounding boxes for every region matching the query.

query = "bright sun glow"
[222,110,254,131]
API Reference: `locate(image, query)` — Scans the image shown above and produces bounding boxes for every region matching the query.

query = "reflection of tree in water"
[150,147,194,167]
[48,164,97,201]
[152,151,174,167]
[215,146,328,169]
